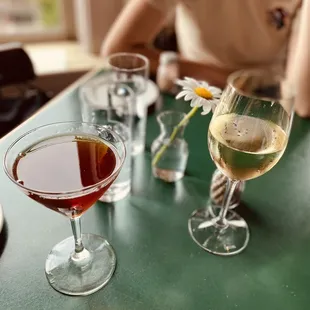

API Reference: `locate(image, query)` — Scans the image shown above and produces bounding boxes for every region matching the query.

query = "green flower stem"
[152,106,199,167]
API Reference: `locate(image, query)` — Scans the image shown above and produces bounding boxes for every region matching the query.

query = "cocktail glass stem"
[216,179,238,227]
[70,217,90,264]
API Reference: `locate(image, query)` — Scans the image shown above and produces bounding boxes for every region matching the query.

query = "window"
[0,0,72,43]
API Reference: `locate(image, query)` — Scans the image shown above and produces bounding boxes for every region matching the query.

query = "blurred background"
[0,1,138,135]
[0,0,113,79]
[0,0,175,92]
[0,0,62,36]
[0,0,176,137]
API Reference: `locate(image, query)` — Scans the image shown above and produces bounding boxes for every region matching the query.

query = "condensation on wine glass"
[222,115,273,152]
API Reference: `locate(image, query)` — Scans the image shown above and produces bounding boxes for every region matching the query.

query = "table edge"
[0,66,102,143]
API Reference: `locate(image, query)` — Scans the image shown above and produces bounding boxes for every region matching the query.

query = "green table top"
[1,70,310,310]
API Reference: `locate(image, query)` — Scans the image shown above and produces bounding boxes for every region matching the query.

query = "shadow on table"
[93,202,116,240]
[0,220,8,258]
[238,201,265,227]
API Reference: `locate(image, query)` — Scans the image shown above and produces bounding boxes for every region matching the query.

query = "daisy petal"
[201,98,207,106]
[184,77,195,82]
[213,94,222,100]
[175,90,188,100]
[189,98,197,107]
[201,81,210,89]
[199,98,206,107]
[201,99,212,110]
[190,97,200,107]
[201,104,212,115]
[184,93,194,101]
[183,86,194,91]
[208,86,222,93]
[175,79,189,87]
[209,86,222,97]
[185,77,199,88]
[207,99,217,105]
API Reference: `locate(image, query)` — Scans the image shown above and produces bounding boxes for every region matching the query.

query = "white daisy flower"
[175,77,222,115]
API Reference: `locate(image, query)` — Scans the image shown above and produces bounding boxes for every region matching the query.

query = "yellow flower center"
[194,87,213,99]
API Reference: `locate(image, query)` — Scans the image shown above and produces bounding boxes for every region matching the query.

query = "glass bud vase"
[151,110,189,182]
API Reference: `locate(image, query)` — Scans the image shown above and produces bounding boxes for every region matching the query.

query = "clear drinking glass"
[107,53,149,155]
[80,81,134,202]
[4,122,125,295]
[100,121,131,202]
[189,69,295,256]
[80,80,135,130]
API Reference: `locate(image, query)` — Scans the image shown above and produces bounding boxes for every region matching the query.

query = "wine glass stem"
[217,179,238,227]
[70,217,84,253]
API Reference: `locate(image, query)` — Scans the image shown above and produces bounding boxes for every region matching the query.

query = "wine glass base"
[188,208,250,256]
[45,233,116,296]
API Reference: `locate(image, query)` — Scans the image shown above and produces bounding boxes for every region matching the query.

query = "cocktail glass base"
[45,233,116,296]
[188,208,250,256]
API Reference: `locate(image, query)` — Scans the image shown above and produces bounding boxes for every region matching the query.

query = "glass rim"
[157,110,186,118]
[107,52,149,73]
[157,110,187,124]
[3,121,126,198]
[227,68,295,101]
[100,120,131,137]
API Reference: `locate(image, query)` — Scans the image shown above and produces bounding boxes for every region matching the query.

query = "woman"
[101,0,310,117]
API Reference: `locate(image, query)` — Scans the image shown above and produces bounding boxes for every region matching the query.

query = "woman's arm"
[287,0,310,118]
[101,0,231,87]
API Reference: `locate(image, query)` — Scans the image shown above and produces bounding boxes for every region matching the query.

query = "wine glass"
[189,69,295,256]
[4,122,126,295]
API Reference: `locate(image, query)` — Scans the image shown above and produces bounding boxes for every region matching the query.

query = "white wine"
[208,114,288,181]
